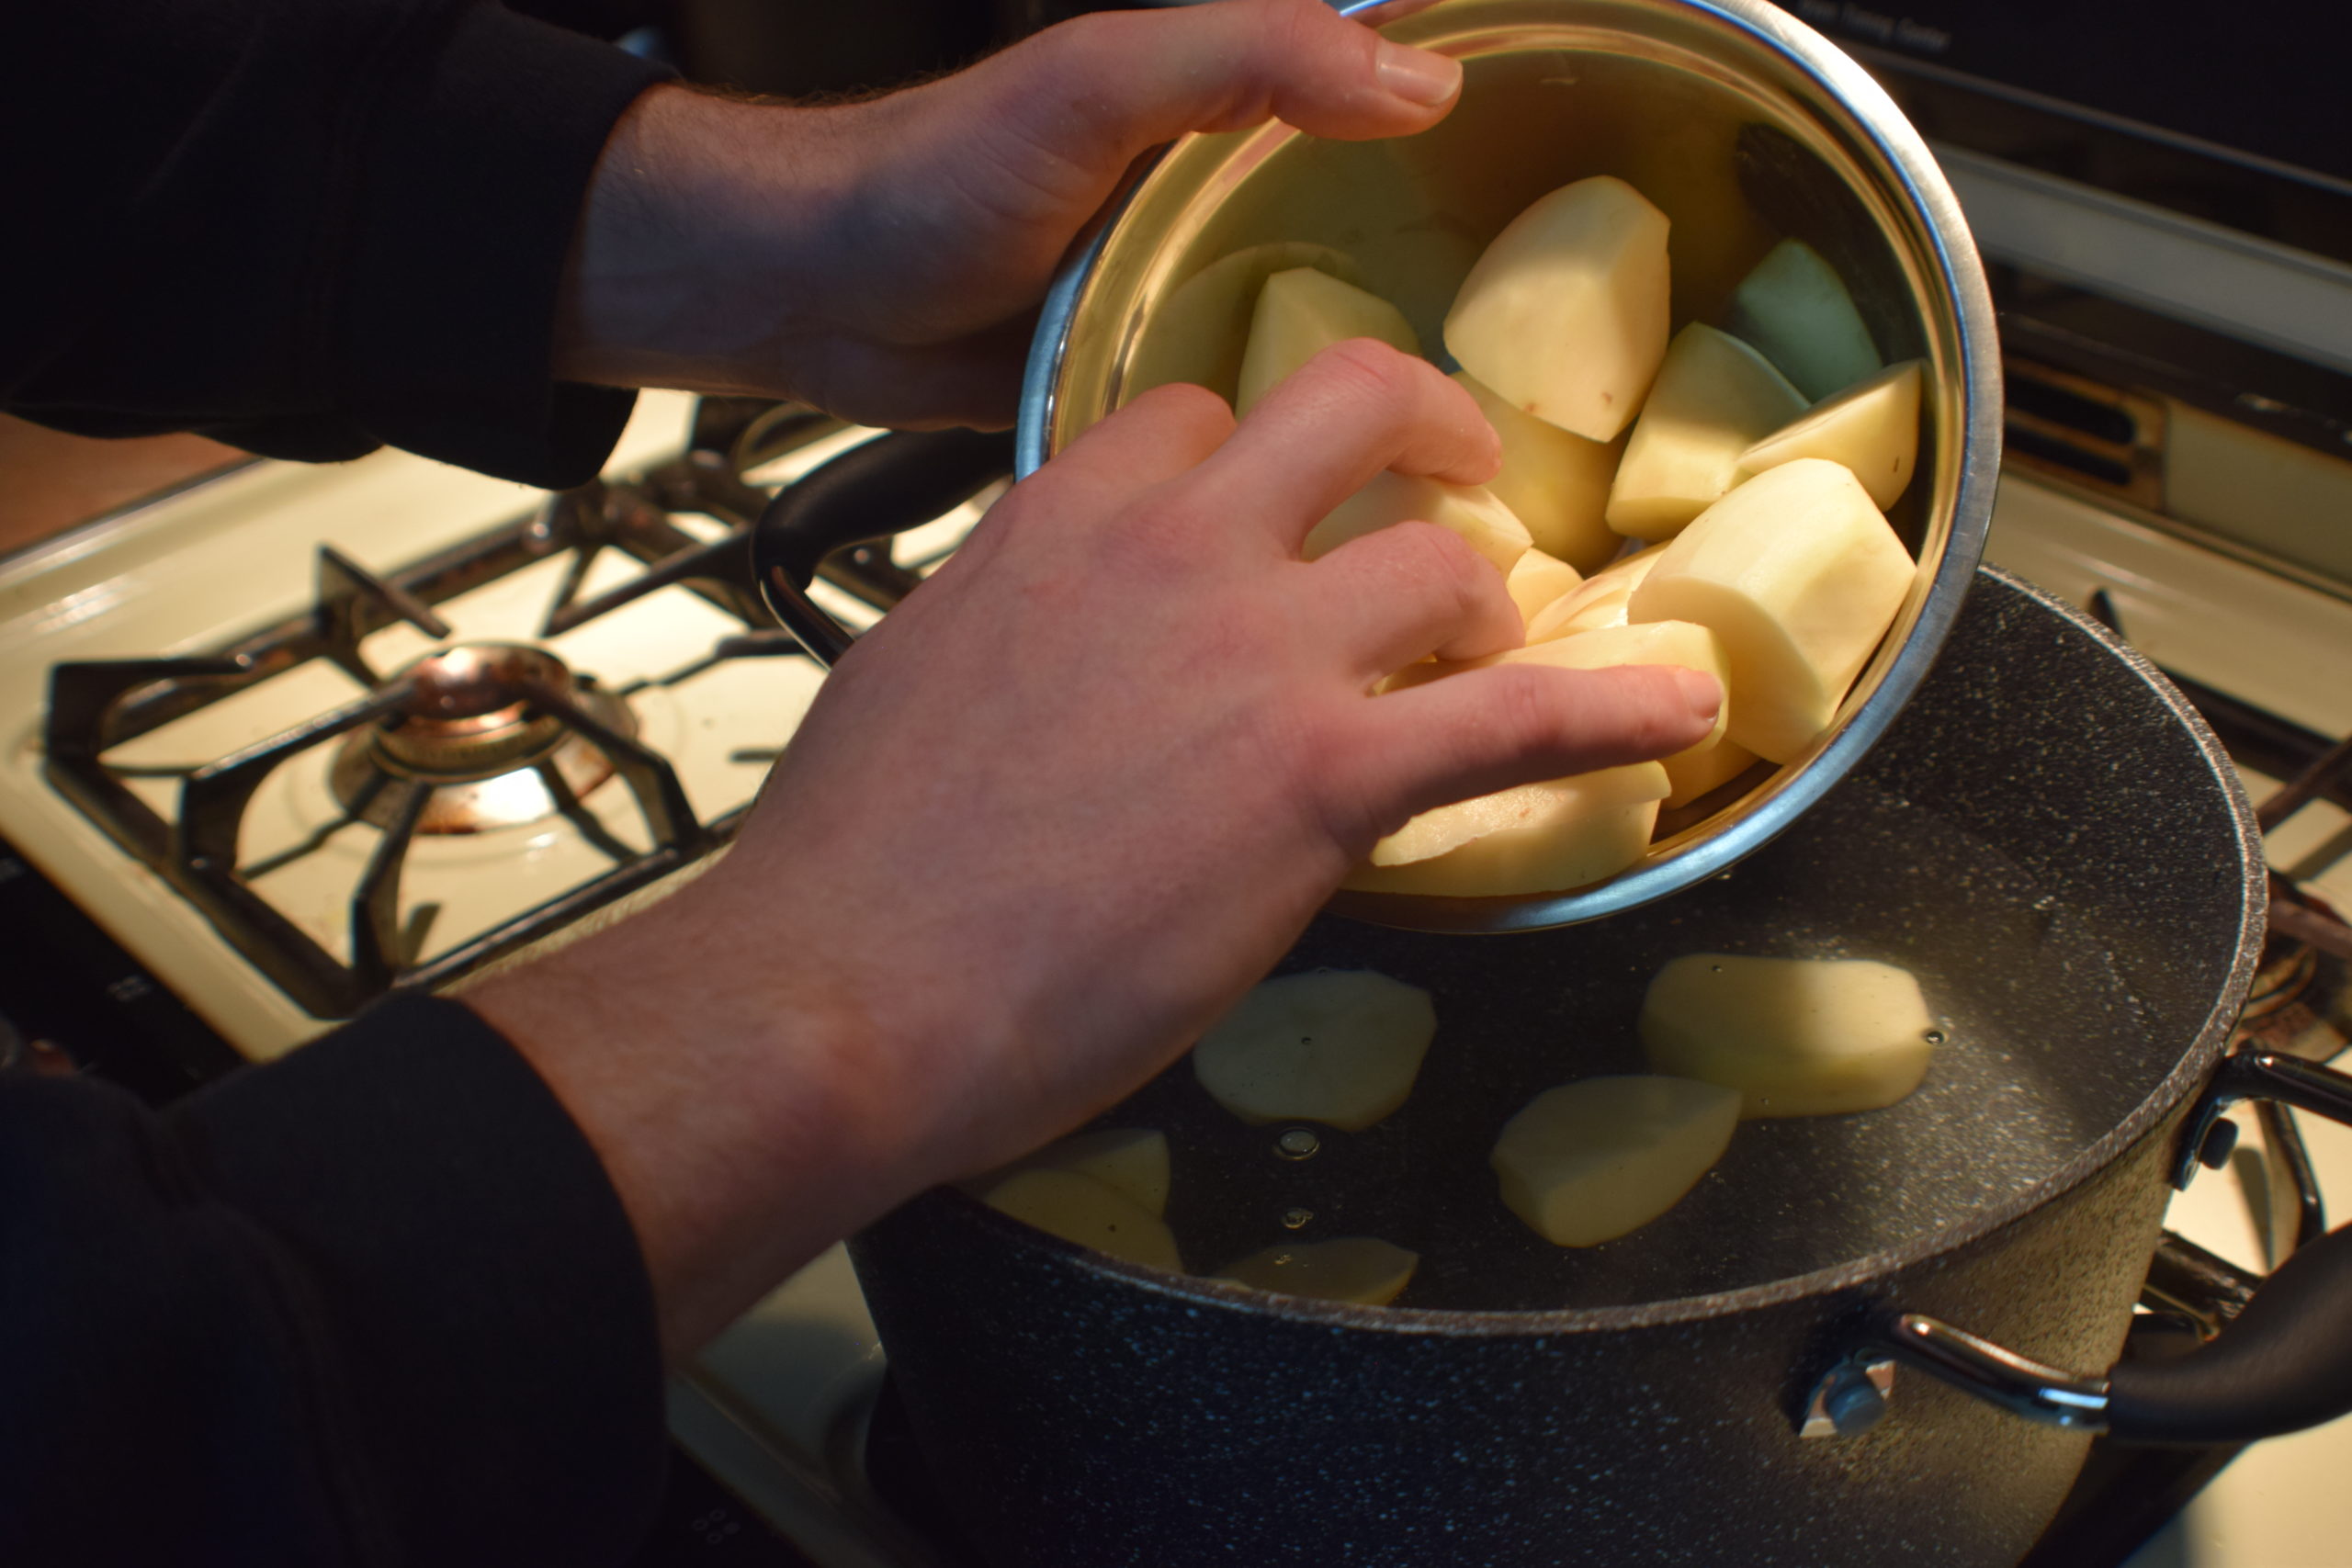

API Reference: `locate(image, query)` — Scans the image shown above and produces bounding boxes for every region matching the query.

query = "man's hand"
[553,0,1465,427]
[469,347,1720,1359]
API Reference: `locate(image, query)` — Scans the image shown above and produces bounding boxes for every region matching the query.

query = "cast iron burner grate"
[40,399,923,1019]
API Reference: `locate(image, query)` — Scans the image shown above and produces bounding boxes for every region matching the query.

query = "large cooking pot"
[831,567,2352,1566]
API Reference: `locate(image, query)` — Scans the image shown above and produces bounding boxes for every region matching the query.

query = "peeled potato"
[982,1169,1184,1271]
[1523,543,1670,643]
[993,1128,1171,1216]
[1604,323,1807,541]
[1444,176,1672,442]
[1124,243,1362,406]
[1343,761,1668,897]
[1237,267,1420,417]
[1627,459,1915,763]
[1490,1076,1741,1246]
[1216,1237,1419,1306]
[1661,738,1762,809]
[1453,371,1624,572]
[1738,360,1924,510]
[1304,471,1532,575]
[1193,970,1437,1131]
[1639,953,1938,1117]
[1724,239,1881,401]
[1506,548,1584,626]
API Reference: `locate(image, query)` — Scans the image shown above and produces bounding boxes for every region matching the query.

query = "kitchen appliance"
[6,0,2352,1562]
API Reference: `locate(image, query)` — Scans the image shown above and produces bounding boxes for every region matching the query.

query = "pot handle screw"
[1797,1357,1895,1439]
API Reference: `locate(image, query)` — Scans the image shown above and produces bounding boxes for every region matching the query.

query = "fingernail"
[1375,40,1461,107]
[1672,668,1723,722]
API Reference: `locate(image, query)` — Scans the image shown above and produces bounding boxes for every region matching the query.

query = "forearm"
[463,867,935,1363]
[554,85,851,401]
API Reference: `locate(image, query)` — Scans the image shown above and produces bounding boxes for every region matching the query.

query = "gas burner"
[327,645,636,834]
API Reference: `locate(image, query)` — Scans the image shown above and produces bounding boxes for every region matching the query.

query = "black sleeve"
[1,2,672,488]
[0,994,667,1567]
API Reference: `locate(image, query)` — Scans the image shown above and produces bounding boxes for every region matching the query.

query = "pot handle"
[1807,1051,2352,1446]
[752,428,1017,667]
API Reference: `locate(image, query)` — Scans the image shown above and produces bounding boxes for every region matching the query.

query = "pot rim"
[1016,0,2007,932]
[929,569,2268,1336]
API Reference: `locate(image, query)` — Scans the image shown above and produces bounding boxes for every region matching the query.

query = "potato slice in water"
[1506,548,1584,625]
[1491,1076,1740,1246]
[1724,239,1881,401]
[1124,243,1362,406]
[991,1128,1171,1216]
[1444,176,1671,443]
[1522,543,1670,643]
[1343,762,1668,897]
[1628,459,1914,763]
[1640,953,1938,1117]
[1304,471,1532,575]
[981,1169,1184,1271]
[1738,360,1924,510]
[1237,267,1419,417]
[1604,324,1807,541]
[1217,1237,1419,1306]
[1661,738,1761,809]
[1193,970,1437,1131]
[1453,371,1624,572]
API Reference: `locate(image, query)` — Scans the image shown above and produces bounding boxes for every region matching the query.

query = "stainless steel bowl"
[1016,0,1999,931]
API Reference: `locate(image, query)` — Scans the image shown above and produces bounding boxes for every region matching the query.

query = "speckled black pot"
[849,570,2267,1567]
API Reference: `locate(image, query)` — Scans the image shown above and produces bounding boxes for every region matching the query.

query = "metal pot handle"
[1804,1051,2352,1446]
[752,428,1017,667]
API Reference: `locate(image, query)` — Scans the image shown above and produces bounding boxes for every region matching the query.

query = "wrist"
[465,872,927,1359]
[553,85,848,398]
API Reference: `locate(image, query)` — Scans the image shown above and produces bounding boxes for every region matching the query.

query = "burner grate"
[40,403,915,1018]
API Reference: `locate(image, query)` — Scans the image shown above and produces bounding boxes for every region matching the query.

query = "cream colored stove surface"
[0,395,970,1058]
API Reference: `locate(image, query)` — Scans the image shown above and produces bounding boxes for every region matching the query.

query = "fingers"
[1303,524,1525,676]
[1193,340,1499,549]
[990,0,1462,182]
[1035,383,1238,502]
[1322,664,1722,840]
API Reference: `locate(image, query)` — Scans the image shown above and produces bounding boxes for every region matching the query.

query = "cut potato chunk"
[1662,738,1762,809]
[1604,324,1807,541]
[994,1128,1171,1216]
[1193,970,1436,1130]
[1627,459,1914,763]
[1453,371,1624,572]
[1237,267,1420,417]
[1523,543,1670,643]
[1640,953,1938,1117]
[1444,176,1672,443]
[1738,359,1924,510]
[1724,239,1881,401]
[1506,548,1584,625]
[1125,243,1362,406]
[981,1169,1184,1270]
[1344,762,1668,897]
[1216,1237,1419,1306]
[1490,1076,1740,1246]
[1304,471,1532,575]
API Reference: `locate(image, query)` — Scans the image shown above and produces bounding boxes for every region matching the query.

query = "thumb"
[1317,664,1723,851]
[966,0,1462,190]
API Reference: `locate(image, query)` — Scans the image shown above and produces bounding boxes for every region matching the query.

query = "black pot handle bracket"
[752,428,1018,667]
[1804,1052,2352,1447]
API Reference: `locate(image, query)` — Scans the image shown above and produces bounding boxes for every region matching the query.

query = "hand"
[469,345,1720,1359]
[553,0,1467,427]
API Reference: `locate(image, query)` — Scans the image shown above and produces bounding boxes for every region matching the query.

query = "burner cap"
[329,643,638,834]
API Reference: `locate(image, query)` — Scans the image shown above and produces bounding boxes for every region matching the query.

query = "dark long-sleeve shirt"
[4,5,680,1560]
[0,997,668,1565]
[2,0,668,487]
